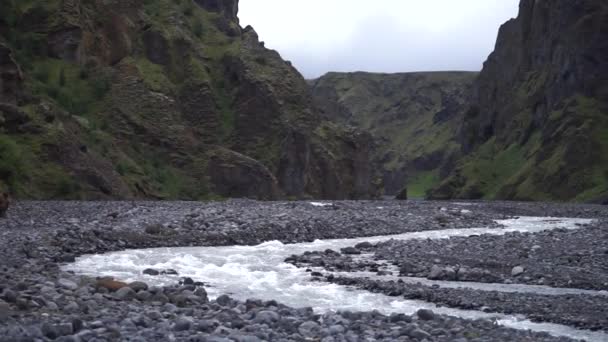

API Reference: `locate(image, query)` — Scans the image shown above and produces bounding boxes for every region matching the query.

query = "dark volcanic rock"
[207,147,281,200]
[0,0,381,201]
[433,0,608,201]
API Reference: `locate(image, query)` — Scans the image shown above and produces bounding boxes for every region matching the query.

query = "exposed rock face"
[0,0,380,200]
[0,192,9,217]
[430,0,608,202]
[194,0,239,22]
[207,147,281,200]
[311,72,476,197]
[0,43,23,105]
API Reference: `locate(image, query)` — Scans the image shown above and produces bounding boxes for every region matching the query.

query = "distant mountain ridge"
[311,0,608,203]
[310,71,477,197]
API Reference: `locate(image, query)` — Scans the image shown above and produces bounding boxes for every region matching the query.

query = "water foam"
[64,216,606,341]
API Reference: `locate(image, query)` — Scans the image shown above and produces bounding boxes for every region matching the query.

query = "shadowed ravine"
[65,216,607,341]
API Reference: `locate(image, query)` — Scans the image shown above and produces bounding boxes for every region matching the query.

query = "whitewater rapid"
[64,216,607,341]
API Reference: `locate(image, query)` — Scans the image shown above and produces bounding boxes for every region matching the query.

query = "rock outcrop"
[311,72,476,197]
[0,0,381,200]
[207,147,281,200]
[430,0,608,202]
[0,192,8,217]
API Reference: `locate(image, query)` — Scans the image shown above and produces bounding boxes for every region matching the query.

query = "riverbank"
[1,200,606,341]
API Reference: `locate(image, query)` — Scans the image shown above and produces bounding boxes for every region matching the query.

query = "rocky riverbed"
[0,200,606,341]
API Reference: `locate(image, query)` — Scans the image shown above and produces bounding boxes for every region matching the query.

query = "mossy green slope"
[0,0,381,199]
[430,0,608,203]
[311,71,477,197]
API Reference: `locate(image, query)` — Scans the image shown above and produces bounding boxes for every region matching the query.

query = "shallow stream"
[65,216,607,341]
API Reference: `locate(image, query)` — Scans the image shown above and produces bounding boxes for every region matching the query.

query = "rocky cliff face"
[0,0,381,200]
[311,72,476,196]
[430,0,608,202]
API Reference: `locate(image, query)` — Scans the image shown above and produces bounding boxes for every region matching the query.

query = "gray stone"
[55,323,74,337]
[146,310,163,320]
[46,301,59,310]
[416,308,435,321]
[129,281,149,292]
[253,310,280,324]
[0,299,10,319]
[329,324,345,335]
[64,301,79,312]
[58,278,79,290]
[408,328,432,340]
[340,247,361,255]
[298,321,321,338]
[428,265,443,280]
[163,303,178,312]
[216,294,232,306]
[115,286,136,300]
[233,336,262,342]
[512,266,525,276]
[41,323,58,339]
[2,289,17,303]
[136,290,152,301]
[173,317,192,331]
[355,241,373,249]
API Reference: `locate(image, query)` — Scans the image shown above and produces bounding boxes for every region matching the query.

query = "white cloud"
[239,0,519,78]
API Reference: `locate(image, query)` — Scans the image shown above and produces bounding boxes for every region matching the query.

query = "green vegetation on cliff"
[430,0,608,203]
[0,0,381,200]
[311,71,476,196]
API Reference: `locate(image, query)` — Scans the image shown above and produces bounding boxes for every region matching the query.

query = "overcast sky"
[239,0,520,79]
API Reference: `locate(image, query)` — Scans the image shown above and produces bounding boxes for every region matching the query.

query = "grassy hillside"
[0,0,381,200]
[311,71,477,196]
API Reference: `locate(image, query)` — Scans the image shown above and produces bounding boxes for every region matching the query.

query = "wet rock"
[355,241,373,249]
[129,281,149,292]
[143,268,160,276]
[181,277,195,285]
[162,269,179,275]
[340,247,361,255]
[216,294,233,307]
[416,308,435,321]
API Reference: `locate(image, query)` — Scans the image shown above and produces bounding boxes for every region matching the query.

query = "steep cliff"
[430,0,608,202]
[0,0,381,200]
[311,71,476,197]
